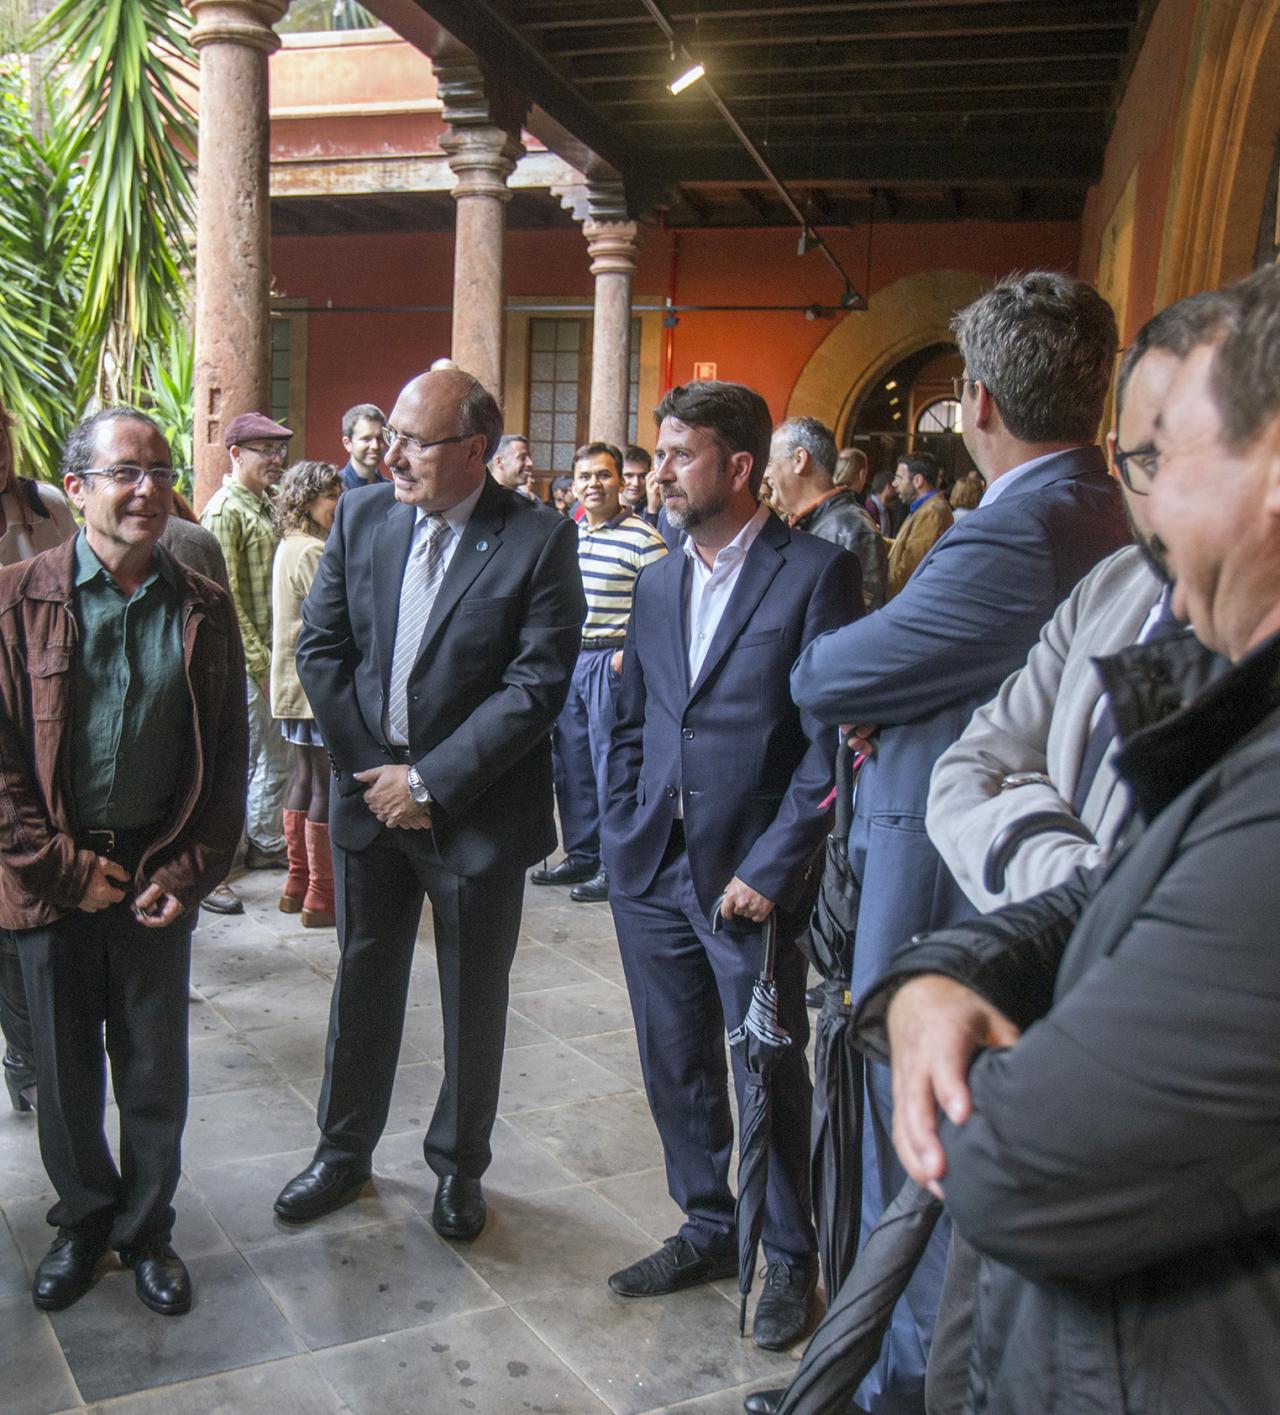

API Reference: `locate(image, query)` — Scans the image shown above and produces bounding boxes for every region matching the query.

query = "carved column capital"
[188,0,287,54]
[585,219,639,279]
[440,126,525,203]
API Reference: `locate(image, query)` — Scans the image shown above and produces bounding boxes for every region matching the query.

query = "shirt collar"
[222,473,273,514]
[415,478,485,539]
[978,449,1073,509]
[682,503,770,571]
[73,529,171,591]
[580,508,631,536]
[788,486,846,526]
[909,488,940,514]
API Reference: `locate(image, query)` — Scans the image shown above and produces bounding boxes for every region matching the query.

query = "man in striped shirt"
[531,442,666,902]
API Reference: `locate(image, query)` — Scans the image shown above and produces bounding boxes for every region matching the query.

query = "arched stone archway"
[1156,0,1280,305]
[785,270,990,433]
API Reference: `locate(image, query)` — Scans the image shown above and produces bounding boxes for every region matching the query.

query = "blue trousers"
[551,646,618,868]
[610,837,816,1267]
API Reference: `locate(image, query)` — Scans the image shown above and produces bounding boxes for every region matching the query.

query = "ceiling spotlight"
[839,284,867,311]
[885,380,898,391]
[669,61,706,95]
[797,227,819,257]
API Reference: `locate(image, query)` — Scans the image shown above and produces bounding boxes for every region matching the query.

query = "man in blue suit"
[790,273,1130,1415]
[602,381,862,1351]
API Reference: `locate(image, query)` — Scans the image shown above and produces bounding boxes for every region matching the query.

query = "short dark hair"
[1197,264,1280,452]
[623,444,652,472]
[61,406,166,481]
[897,452,941,487]
[573,441,623,475]
[871,468,895,495]
[1115,291,1232,419]
[341,403,385,439]
[456,381,504,462]
[655,380,773,495]
[774,416,838,478]
[493,433,529,461]
[551,475,573,494]
[951,271,1118,443]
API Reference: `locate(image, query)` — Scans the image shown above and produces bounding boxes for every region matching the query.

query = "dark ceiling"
[403,0,1158,227]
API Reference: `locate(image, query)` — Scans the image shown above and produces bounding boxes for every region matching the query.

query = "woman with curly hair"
[270,461,344,926]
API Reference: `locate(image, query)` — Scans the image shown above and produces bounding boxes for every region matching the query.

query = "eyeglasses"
[236,442,290,461]
[381,427,474,459]
[1112,443,1159,495]
[80,465,180,489]
[951,377,975,401]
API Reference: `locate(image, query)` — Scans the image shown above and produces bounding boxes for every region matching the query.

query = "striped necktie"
[387,513,450,744]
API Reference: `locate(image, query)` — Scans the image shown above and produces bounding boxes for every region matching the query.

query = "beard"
[1123,495,1173,585]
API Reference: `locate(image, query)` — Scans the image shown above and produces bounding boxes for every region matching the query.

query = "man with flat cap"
[274,368,584,1239]
[201,412,293,871]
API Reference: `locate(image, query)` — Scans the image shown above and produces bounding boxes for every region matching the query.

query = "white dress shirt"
[978,449,1078,509]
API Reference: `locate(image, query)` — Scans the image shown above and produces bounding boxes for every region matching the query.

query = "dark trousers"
[0,930,36,1091]
[551,646,618,868]
[15,906,191,1249]
[610,836,816,1267]
[315,828,525,1177]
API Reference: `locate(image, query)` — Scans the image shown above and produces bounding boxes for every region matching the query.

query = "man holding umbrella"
[602,380,862,1349]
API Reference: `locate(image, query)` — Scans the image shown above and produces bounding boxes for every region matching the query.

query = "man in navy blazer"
[790,273,1130,1415]
[602,381,862,1351]
[273,369,584,1241]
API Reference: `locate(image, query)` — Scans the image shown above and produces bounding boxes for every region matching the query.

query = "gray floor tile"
[511,980,637,1041]
[508,1091,664,1181]
[591,1167,685,1245]
[190,941,315,991]
[496,1043,631,1116]
[453,1185,654,1303]
[0,1294,81,1415]
[82,1354,346,1414]
[508,942,600,994]
[0,1112,52,1199]
[244,1213,501,1350]
[658,1377,797,1414]
[538,930,628,984]
[187,1030,281,1097]
[182,1084,321,1168]
[0,1206,32,1294]
[571,1029,645,1090]
[502,1009,557,1048]
[200,974,338,1035]
[184,1148,412,1251]
[315,1304,610,1414]
[50,1251,303,1404]
[515,1283,790,1415]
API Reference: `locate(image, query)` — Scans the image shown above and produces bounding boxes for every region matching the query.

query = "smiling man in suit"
[273,368,584,1240]
[602,380,862,1351]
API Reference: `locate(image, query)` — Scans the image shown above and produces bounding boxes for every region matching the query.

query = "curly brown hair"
[273,460,343,536]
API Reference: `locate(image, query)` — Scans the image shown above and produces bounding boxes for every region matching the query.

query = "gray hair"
[775,416,837,478]
[341,403,385,439]
[491,432,529,463]
[61,406,166,480]
[951,272,1118,444]
[456,381,504,462]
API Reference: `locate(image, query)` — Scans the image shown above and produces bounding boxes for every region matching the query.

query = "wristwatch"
[998,771,1052,793]
[406,766,432,806]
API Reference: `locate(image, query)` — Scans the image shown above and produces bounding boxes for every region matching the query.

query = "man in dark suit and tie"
[602,380,862,1350]
[273,369,584,1239]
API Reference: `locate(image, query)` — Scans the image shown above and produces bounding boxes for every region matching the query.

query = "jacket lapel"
[665,551,693,690]
[373,500,417,691]
[416,476,505,659]
[687,514,787,702]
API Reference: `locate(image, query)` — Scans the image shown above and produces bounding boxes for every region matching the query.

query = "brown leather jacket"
[0,538,248,928]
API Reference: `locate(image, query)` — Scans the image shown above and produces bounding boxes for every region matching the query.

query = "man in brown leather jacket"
[0,407,247,1319]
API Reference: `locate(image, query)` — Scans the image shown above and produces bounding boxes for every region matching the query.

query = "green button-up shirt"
[71,534,191,829]
[199,475,278,681]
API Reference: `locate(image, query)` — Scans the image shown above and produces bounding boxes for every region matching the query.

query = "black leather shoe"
[530,858,598,887]
[121,1242,191,1316]
[431,1175,486,1239]
[273,1158,372,1223]
[752,1260,818,1350]
[32,1232,107,1310]
[805,984,823,1009]
[4,1063,36,1113]
[743,1392,784,1415]
[570,868,610,903]
[608,1235,737,1297]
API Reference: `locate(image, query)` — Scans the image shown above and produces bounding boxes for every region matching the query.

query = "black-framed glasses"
[951,377,975,401]
[80,464,181,489]
[1113,443,1159,495]
[381,427,474,459]
[235,441,290,461]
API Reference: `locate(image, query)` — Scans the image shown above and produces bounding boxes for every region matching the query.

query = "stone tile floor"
[1,864,809,1414]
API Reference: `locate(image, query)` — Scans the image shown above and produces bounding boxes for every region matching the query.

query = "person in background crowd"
[6,407,246,1319]
[489,433,535,498]
[0,402,78,1115]
[201,412,293,871]
[767,416,888,611]
[864,468,900,537]
[947,469,984,521]
[531,442,666,903]
[791,271,1128,1415]
[551,475,576,516]
[270,461,344,929]
[886,452,953,597]
[338,404,386,491]
[622,444,661,527]
[834,445,870,502]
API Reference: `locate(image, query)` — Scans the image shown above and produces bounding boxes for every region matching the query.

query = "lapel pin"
[476,540,488,551]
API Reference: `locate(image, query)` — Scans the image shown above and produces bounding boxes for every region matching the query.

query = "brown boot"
[279,809,308,913]
[301,819,336,929]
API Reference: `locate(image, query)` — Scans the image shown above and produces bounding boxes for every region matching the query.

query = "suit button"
[682,728,694,739]
[665,786,677,799]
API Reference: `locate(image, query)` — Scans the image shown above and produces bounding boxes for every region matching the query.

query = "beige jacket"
[886,491,953,597]
[270,527,325,719]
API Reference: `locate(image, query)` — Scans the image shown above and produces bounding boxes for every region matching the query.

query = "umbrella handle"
[834,736,857,842]
[710,893,779,980]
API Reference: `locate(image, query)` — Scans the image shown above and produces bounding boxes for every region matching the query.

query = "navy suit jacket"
[790,445,1131,1000]
[603,511,863,921]
[297,474,585,875]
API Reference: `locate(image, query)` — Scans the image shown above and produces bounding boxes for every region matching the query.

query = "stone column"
[189,0,286,511]
[439,126,524,401]
[584,217,640,448]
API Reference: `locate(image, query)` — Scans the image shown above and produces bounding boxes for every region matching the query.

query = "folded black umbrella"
[774,1180,945,1415]
[809,980,862,1301]
[714,899,792,1335]
[803,737,862,981]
